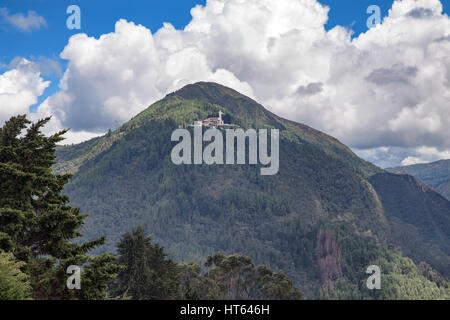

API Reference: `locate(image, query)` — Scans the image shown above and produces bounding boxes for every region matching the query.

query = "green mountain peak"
[54,82,450,298]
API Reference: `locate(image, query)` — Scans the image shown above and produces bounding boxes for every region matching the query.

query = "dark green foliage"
[0,250,31,299]
[202,252,301,300]
[59,118,389,296]
[55,82,450,298]
[369,173,450,276]
[177,262,218,300]
[319,226,450,299]
[110,228,301,300]
[110,226,179,299]
[0,115,121,299]
[177,252,303,300]
[387,159,450,200]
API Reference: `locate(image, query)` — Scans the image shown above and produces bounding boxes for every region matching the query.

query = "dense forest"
[0,115,301,299]
[109,226,301,300]
[1,83,450,299]
[0,116,120,299]
[388,160,450,201]
[51,83,450,298]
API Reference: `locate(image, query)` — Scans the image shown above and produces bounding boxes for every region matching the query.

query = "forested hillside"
[387,160,450,200]
[0,115,301,300]
[54,82,450,299]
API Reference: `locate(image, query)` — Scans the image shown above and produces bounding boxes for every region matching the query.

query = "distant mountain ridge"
[387,159,450,200]
[55,82,450,298]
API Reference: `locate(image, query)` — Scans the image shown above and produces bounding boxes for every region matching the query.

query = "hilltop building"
[192,111,238,128]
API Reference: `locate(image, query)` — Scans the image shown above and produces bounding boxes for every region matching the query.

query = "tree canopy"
[0,115,121,299]
[110,226,302,300]
[0,250,31,300]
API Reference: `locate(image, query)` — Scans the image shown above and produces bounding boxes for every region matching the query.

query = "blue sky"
[4,0,446,110]
[2,1,423,60]
[0,0,208,109]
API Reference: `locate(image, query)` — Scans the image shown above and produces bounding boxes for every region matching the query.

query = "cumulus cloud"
[401,147,450,165]
[0,7,46,32]
[366,64,418,85]
[35,19,253,137]
[406,7,434,18]
[296,82,323,96]
[33,56,63,77]
[29,0,450,165]
[0,58,49,126]
[354,146,450,168]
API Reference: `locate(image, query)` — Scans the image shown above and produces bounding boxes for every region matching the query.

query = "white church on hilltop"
[192,111,238,128]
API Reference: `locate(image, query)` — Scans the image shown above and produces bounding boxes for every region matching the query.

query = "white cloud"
[26,0,450,164]
[0,7,47,32]
[354,146,450,168]
[34,19,252,138]
[33,56,63,77]
[401,147,450,166]
[0,58,49,126]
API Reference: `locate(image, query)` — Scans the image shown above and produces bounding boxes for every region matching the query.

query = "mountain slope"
[387,160,450,200]
[55,82,450,298]
[55,82,380,178]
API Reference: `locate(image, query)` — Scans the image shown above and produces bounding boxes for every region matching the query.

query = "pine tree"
[0,115,121,299]
[110,226,180,299]
[0,250,31,299]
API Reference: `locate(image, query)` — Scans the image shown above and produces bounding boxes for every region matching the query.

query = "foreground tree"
[0,115,121,299]
[110,226,180,299]
[177,262,219,300]
[203,252,302,300]
[111,226,302,300]
[0,250,31,299]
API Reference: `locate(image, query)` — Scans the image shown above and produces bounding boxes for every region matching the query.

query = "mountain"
[55,82,450,298]
[387,160,450,201]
